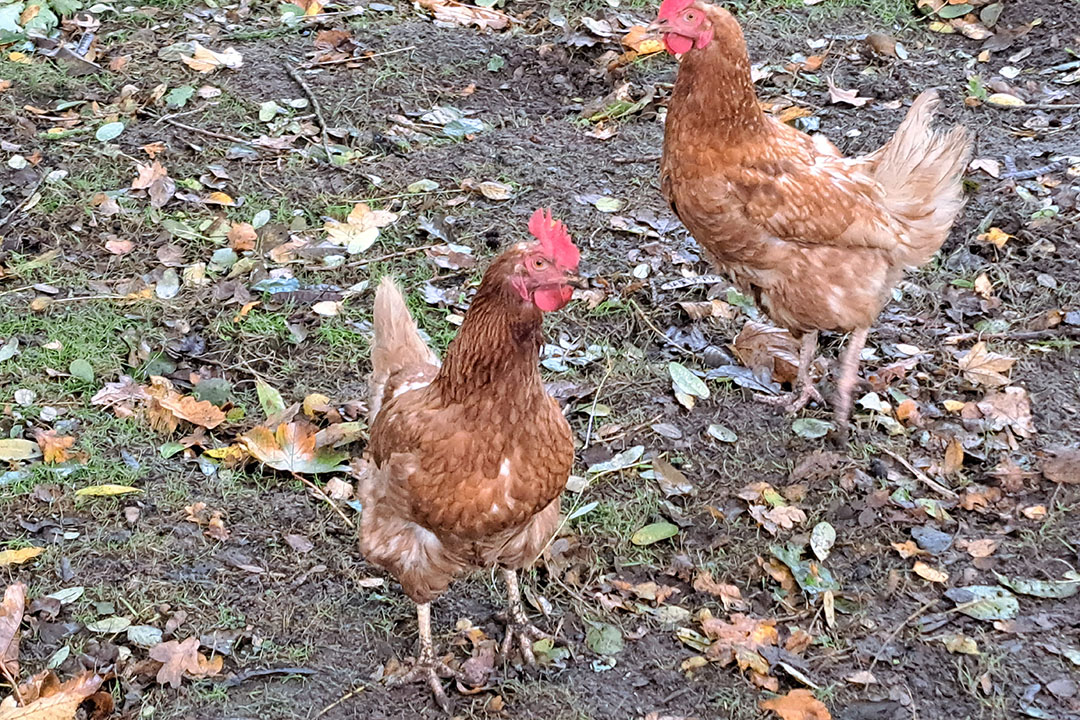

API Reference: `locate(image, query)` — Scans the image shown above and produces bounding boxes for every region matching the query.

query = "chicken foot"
[498,569,551,665]
[831,326,868,441]
[755,331,824,413]
[388,602,464,713]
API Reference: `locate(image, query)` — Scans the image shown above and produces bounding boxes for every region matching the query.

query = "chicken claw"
[498,569,553,665]
[388,603,464,713]
[754,330,823,414]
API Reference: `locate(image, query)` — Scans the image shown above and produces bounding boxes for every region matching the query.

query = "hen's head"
[502,208,581,313]
[653,0,718,55]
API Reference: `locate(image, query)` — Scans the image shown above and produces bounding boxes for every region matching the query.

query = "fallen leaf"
[631,522,679,546]
[945,585,1018,621]
[986,92,1024,107]
[32,429,75,465]
[238,422,349,474]
[977,386,1035,438]
[702,614,778,677]
[942,632,980,655]
[891,540,927,558]
[149,637,224,688]
[0,548,45,568]
[958,342,1015,387]
[760,688,831,719]
[75,484,142,497]
[0,438,42,461]
[913,561,949,583]
[733,322,800,385]
[181,42,243,73]
[827,81,870,107]
[415,0,510,30]
[963,539,998,558]
[130,160,175,208]
[621,25,663,54]
[969,158,1001,178]
[0,670,104,719]
[693,572,748,610]
[1041,446,1080,484]
[1,582,27,679]
[324,203,398,254]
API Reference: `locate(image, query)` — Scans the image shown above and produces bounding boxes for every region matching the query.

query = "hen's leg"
[756,330,824,413]
[832,327,869,438]
[498,569,550,665]
[388,602,461,712]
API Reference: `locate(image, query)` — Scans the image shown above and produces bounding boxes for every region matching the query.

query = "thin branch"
[292,471,355,529]
[877,446,958,500]
[303,45,416,68]
[628,298,696,358]
[282,61,334,166]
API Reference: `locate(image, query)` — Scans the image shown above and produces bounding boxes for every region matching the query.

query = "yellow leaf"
[20,4,41,23]
[302,393,331,418]
[204,191,236,206]
[943,399,966,413]
[913,560,949,583]
[621,25,663,54]
[987,92,1025,107]
[8,52,32,64]
[75,484,143,497]
[0,438,41,461]
[0,546,45,566]
[978,227,1011,248]
[233,300,260,323]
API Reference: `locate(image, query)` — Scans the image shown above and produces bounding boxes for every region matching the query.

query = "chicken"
[359,208,580,710]
[652,0,971,435]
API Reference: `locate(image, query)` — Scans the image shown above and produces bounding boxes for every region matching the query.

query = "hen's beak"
[565,274,588,289]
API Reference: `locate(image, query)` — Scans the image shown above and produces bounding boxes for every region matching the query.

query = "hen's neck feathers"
[670,6,767,142]
[435,255,544,402]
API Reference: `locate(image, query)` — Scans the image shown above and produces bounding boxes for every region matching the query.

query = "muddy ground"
[1,0,1078,718]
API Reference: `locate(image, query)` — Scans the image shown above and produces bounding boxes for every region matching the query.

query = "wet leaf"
[75,484,142,496]
[631,522,679,546]
[256,380,286,417]
[760,688,832,720]
[0,547,44,566]
[95,121,124,142]
[770,543,840,595]
[994,572,1080,599]
[809,522,835,561]
[238,422,349,474]
[707,424,738,443]
[85,616,131,633]
[792,418,833,439]
[945,585,1018,620]
[669,362,709,399]
[0,438,41,461]
[652,457,694,497]
[585,623,624,655]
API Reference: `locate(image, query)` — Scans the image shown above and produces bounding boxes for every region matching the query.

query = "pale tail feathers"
[368,277,440,421]
[866,90,973,267]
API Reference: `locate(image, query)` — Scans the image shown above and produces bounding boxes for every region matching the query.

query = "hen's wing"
[727,125,905,253]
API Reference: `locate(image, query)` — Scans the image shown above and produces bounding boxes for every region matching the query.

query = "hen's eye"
[532,258,548,270]
[684,10,696,20]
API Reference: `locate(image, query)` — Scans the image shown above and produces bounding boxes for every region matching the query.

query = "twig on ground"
[628,298,696,358]
[877,447,958,499]
[303,45,416,67]
[282,61,334,166]
[613,154,662,164]
[944,327,1080,344]
[316,684,367,717]
[867,597,940,678]
[0,171,49,232]
[147,114,275,150]
[292,471,355,529]
[1000,158,1070,180]
[582,356,615,450]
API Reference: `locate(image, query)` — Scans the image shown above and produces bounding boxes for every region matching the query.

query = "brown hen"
[653,0,972,434]
[359,209,580,710]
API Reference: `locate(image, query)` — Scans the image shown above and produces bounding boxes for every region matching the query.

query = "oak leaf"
[760,688,832,720]
[148,637,223,688]
[0,670,105,720]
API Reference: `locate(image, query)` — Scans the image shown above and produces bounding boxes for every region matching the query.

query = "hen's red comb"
[528,208,580,269]
[658,0,693,19]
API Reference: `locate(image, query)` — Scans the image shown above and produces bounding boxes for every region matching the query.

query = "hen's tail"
[868,90,972,267]
[369,277,439,422]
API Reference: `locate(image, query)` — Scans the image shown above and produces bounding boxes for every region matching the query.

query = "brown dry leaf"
[130,160,176,208]
[692,572,748,610]
[701,614,778,675]
[973,273,994,299]
[140,142,165,158]
[228,222,257,251]
[678,300,734,321]
[913,561,949,583]
[206,511,229,541]
[977,386,1035,438]
[157,392,227,430]
[1022,505,1046,520]
[105,239,134,254]
[785,628,813,655]
[181,43,243,73]
[943,437,965,476]
[969,158,1001,178]
[621,25,663,54]
[760,688,832,720]
[1,583,27,680]
[958,342,1015,387]
[1040,446,1080,484]
[733,322,800,385]
[826,81,870,107]
[963,538,998,558]
[762,505,807,531]
[0,670,104,720]
[977,226,1011,247]
[891,540,927,559]
[149,637,223,688]
[416,0,510,30]
[33,429,75,465]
